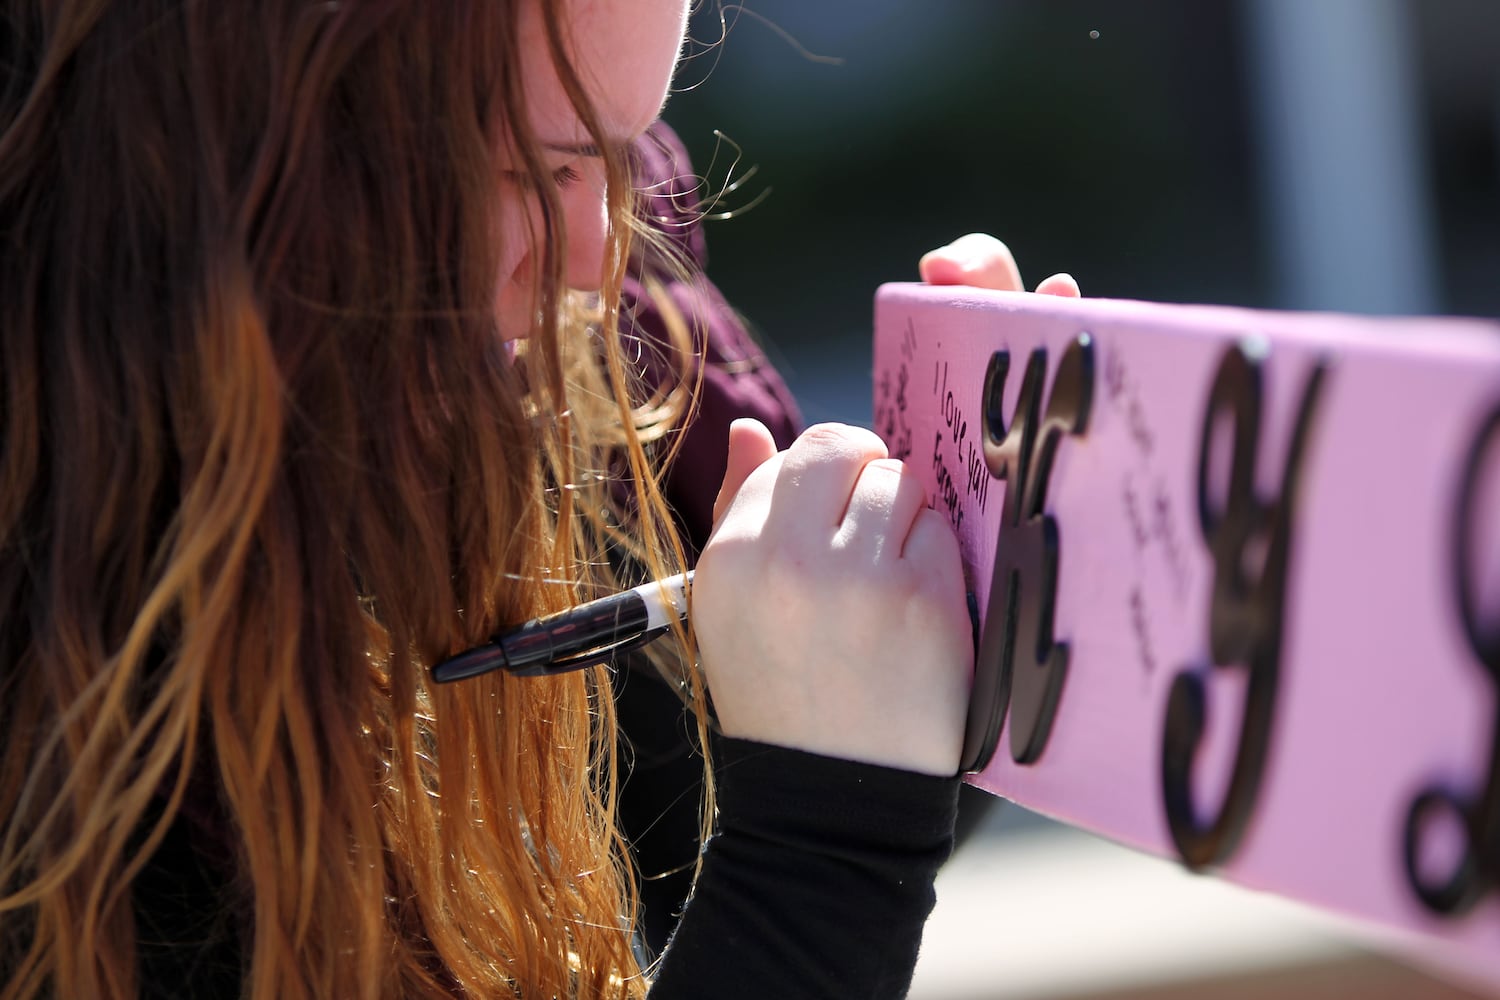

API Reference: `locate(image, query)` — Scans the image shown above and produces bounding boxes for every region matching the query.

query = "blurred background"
[660,1,1500,997]
[663,0,1500,421]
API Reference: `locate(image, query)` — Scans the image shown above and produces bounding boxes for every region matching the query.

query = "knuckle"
[797,422,888,459]
[863,457,905,477]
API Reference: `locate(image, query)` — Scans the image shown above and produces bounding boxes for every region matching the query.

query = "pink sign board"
[871,283,1500,982]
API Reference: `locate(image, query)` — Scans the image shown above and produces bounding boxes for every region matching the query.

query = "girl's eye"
[549,164,582,189]
[502,164,585,192]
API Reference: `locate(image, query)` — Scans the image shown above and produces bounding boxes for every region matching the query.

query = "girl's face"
[495,0,692,338]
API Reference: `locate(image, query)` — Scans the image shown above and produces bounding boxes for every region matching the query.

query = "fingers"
[764,424,888,543]
[712,418,780,525]
[714,421,925,564]
[919,233,1024,291]
[720,423,934,562]
[1036,272,1082,297]
[837,458,930,561]
[919,234,1084,297]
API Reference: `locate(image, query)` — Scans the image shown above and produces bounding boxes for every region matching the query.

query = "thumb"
[712,418,779,525]
[918,233,1024,291]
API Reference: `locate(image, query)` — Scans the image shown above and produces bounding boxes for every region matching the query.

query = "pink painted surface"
[871,283,1500,981]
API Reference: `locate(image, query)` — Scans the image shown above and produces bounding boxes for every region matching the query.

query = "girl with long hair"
[0,0,1074,996]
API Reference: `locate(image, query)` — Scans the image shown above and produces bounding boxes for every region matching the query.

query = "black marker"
[431,573,692,683]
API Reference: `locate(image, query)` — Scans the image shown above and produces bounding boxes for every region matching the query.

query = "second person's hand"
[919,233,1080,297]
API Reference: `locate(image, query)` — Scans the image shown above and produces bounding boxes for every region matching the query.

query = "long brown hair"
[0,2,695,996]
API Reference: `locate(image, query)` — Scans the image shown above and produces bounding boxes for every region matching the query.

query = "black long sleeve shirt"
[649,739,958,998]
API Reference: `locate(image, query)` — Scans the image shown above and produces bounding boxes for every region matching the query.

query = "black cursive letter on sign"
[1161,341,1327,870]
[1403,403,1500,915]
[962,333,1095,773]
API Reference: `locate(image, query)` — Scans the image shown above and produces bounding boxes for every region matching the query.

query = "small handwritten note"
[874,318,917,462]
[874,317,993,538]
[930,360,991,534]
[1105,347,1190,683]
